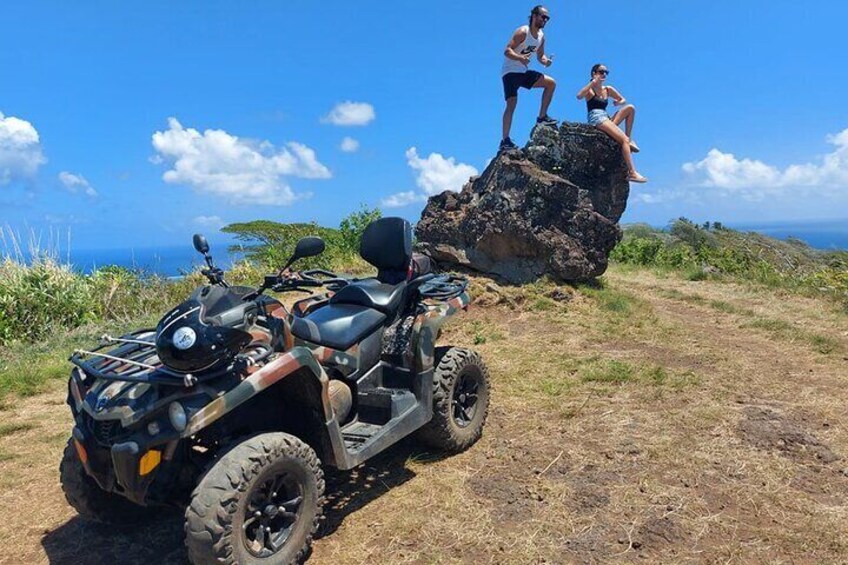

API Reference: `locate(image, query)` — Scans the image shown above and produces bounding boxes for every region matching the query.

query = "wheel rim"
[242,469,304,558]
[452,369,481,428]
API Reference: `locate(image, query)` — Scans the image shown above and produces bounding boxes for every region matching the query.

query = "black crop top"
[587,94,609,112]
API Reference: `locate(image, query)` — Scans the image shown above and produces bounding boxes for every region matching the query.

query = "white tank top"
[501,25,543,76]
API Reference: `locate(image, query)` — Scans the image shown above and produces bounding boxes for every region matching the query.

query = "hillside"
[1,252,847,562]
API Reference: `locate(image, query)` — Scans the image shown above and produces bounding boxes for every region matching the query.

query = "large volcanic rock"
[416,122,630,283]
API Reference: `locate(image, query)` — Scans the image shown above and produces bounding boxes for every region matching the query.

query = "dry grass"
[1,265,848,563]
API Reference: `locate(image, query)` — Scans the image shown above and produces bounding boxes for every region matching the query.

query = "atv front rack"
[69,330,233,387]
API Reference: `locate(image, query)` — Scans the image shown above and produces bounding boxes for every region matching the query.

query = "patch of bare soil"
[738,406,840,464]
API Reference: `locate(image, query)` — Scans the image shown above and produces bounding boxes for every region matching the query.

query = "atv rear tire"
[185,433,324,565]
[416,347,491,452]
[59,438,157,525]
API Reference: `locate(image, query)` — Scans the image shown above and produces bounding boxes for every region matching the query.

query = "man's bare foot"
[629,141,640,153]
[628,171,648,183]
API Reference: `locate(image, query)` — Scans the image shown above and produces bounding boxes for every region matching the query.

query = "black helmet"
[155,288,253,374]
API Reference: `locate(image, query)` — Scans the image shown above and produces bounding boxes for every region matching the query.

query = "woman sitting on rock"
[577,63,647,183]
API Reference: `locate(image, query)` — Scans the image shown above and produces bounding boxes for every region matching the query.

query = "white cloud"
[58,171,97,197]
[379,148,478,209]
[192,215,225,229]
[151,117,331,206]
[381,190,427,209]
[340,136,360,153]
[682,127,848,201]
[0,111,46,184]
[405,147,478,196]
[321,102,376,126]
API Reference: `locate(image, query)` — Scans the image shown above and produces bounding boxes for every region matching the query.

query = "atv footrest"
[357,388,416,425]
[341,422,383,451]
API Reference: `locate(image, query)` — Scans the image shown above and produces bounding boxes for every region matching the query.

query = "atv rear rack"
[418,274,468,300]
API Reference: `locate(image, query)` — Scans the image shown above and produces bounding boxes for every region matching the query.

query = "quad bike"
[60,217,490,564]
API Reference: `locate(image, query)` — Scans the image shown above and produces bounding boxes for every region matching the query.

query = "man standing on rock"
[500,5,557,152]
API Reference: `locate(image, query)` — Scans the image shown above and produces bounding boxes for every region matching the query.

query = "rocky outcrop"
[416,122,629,283]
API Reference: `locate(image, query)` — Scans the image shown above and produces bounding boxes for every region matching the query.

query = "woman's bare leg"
[612,104,636,138]
[596,120,645,180]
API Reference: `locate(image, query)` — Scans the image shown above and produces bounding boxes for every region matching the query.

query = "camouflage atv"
[61,217,490,564]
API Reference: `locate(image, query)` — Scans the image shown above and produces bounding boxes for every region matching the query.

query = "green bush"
[612,219,848,309]
[0,259,96,344]
[610,236,663,265]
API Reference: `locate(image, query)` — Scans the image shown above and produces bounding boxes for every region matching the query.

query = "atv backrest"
[360,217,413,284]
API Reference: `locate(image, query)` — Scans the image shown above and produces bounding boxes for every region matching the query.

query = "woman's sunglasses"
[597,70,609,76]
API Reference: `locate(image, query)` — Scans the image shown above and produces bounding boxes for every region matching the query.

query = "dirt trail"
[1,270,847,564]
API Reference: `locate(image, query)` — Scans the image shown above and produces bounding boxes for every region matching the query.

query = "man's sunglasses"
[536,14,550,22]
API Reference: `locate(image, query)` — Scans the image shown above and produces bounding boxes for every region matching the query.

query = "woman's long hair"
[590,63,606,78]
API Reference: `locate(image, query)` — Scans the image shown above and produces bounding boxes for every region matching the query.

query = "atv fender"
[411,293,470,373]
[180,347,353,468]
[182,347,335,437]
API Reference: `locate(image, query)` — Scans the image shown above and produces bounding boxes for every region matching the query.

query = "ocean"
[65,245,235,277]
[729,219,848,252]
[7,220,845,277]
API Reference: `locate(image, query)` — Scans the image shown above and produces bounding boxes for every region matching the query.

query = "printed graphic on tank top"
[501,25,543,76]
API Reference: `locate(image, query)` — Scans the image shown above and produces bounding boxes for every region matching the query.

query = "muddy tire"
[416,347,491,452]
[59,438,157,525]
[185,433,324,565]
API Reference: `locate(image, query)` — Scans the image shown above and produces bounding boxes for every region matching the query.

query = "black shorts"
[502,70,544,100]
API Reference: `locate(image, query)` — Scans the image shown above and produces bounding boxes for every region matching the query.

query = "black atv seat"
[290,303,386,351]
[329,279,407,318]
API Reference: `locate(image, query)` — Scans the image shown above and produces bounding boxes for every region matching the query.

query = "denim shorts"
[588,109,610,127]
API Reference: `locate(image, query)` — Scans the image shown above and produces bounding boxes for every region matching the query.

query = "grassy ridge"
[611,219,848,309]
[1,215,844,402]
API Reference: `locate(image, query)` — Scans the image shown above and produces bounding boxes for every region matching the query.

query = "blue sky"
[1,0,847,251]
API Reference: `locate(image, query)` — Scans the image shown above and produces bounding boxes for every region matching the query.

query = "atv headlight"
[168,402,187,432]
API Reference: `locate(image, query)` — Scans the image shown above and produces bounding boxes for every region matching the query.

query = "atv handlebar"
[248,269,350,297]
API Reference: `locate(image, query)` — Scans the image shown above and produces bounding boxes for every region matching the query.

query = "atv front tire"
[59,438,157,525]
[185,432,324,565]
[416,347,491,452]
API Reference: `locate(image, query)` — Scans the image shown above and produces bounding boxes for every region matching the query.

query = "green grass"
[657,288,758,318]
[684,268,709,281]
[742,317,842,355]
[530,297,557,312]
[808,334,839,354]
[747,317,794,332]
[580,359,634,384]
[537,375,575,397]
[0,422,34,437]
[528,355,700,396]
[577,281,635,314]
[708,299,742,314]
[469,320,504,346]
[0,315,159,401]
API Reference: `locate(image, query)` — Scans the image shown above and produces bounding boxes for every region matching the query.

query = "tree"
[220,206,383,270]
[222,220,338,268]
[338,205,382,253]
